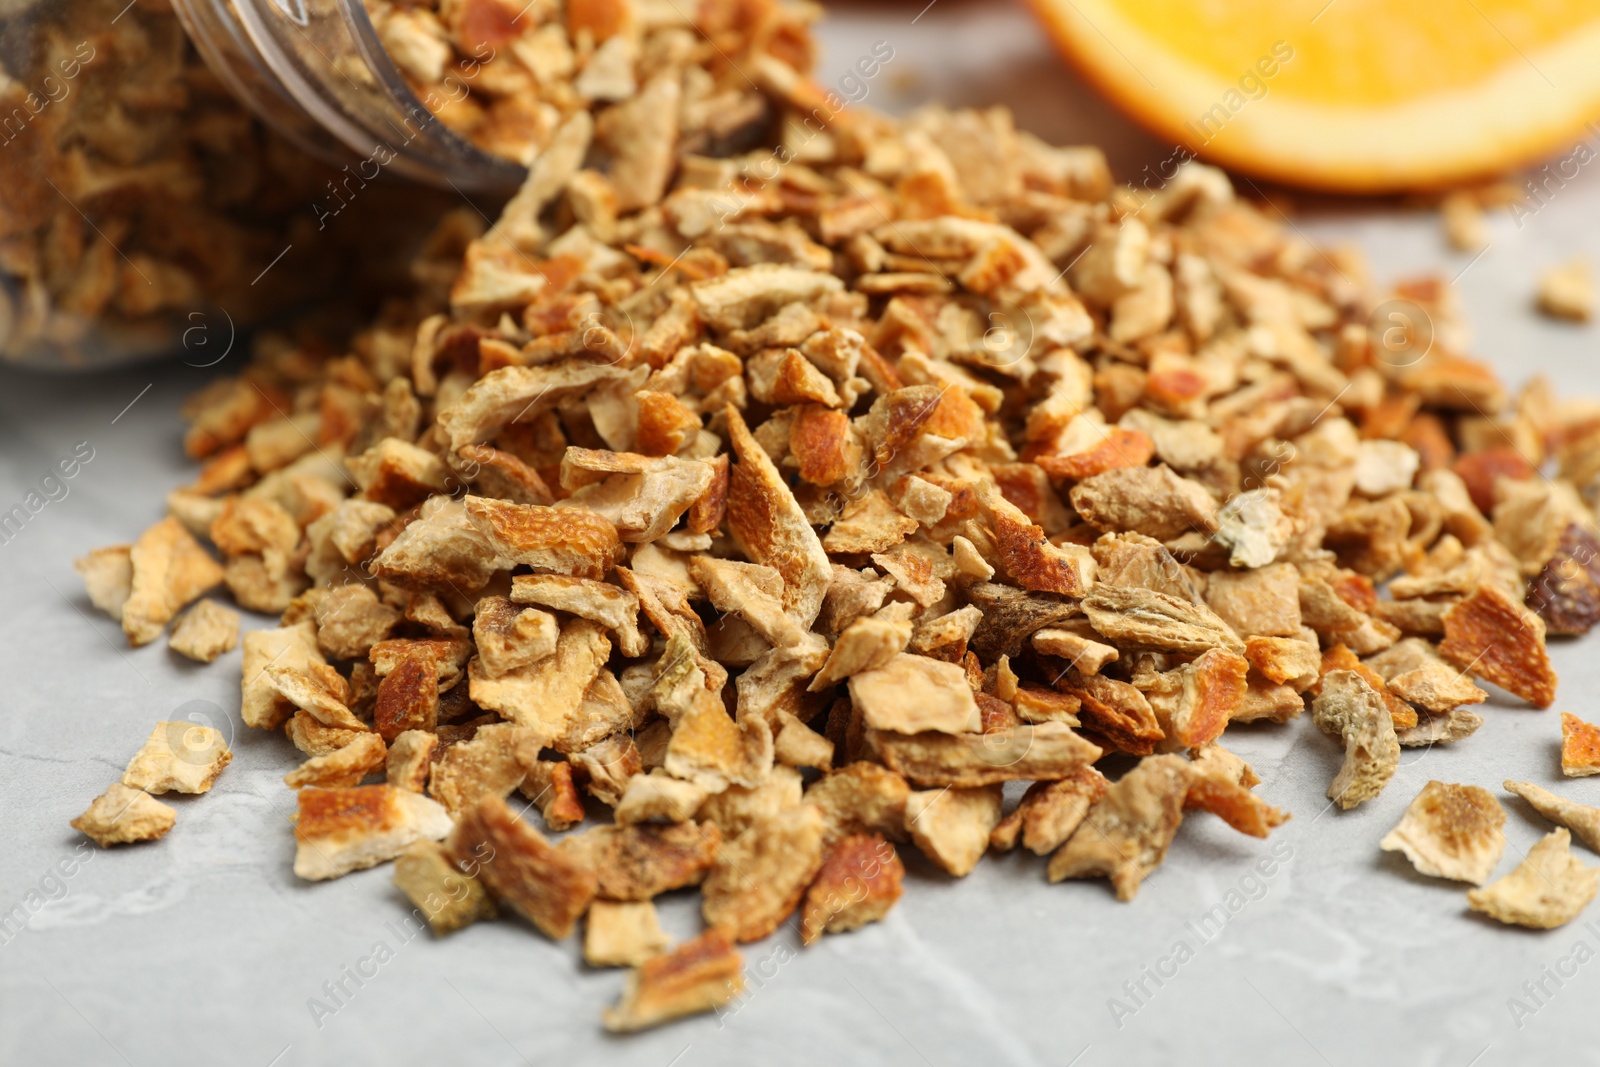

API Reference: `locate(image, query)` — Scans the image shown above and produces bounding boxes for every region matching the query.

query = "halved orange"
[1025,0,1600,192]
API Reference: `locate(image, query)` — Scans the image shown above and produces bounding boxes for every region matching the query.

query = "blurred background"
[827,0,1600,196]
[811,0,1600,395]
[818,0,1178,186]
[7,0,1600,369]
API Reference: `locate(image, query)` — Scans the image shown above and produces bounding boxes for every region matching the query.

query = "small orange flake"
[1439,584,1557,709]
[918,472,981,521]
[1452,447,1535,516]
[1401,353,1507,414]
[993,511,1084,596]
[374,650,440,741]
[566,0,629,40]
[686,455,729,535]
[1145,365,1207,410]
[923,386,985,443]
[1359,393,1421,441]
[857,340,904,393]
[871,386,944,468]
[1561,712,1600,777]
[1184,777,1289,839]
[189,444,252,495]
[799,833,905,945]
[462,497,621,581]
[789,405,857,486]
[991,464,1051,523]
[1328,572,1379,614]
[1034,427,1155,482]
[1061,675,1164,757]
[540,762,587,830]
[1243,636,1318,686]
[1178,648,1249,749]
[976,691,1024,732]
[1400,412,1455,472]
[634,391,702,457]
[296,785,401,841]
[1315,644,1418,732]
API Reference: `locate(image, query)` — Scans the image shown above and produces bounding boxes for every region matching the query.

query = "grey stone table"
[5,2,1600,1064]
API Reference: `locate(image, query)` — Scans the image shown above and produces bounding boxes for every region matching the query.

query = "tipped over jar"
[0,0,524,369]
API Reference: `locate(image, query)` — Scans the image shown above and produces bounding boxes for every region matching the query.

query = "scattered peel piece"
[1538,258,1594,322]
[1184,776,1289,839]
[375,653,440,741]
[448,795,597,940]
[1561,712,1600,778]
[392,840,498,935]
[799,832,905,944]
[1188,744,1260,789]
[1031,628,1118,675]
[1060,672,1164,756]
[1527,523,1600,636]
[871,722,1102,788]
[1143,647,1249,751]
[603,930,743,1033]
[1467,829,1598,930]
[905,784,1004,877]
[285,732,388,789]
[1379,781,1506,885]
[1081,585,1245,655]
[293,785,453,881]
[386,730,439,793]
[1368,645,1487,714]
[287,711,363,757]
[1047,754,1192,900]
[466,620,611,739]
[521,760,586,832]
[615,771,710,825]
[462,495,619,580]
[805,762,911,845]
[1316,644,1417,733]
[510,574,649,657]
[167,599,241,663]
[1439,584,1557,709]
[1396,707,1484,747]
[121,517,226,646]
[1311,670,1400,811]
[996,768,1109,855]
[1505,780,1600,853]
[74,545,133,623]
[847,653,981,735]
[428,722,539,818]
[585,900,672,968]
[121,721,232,795]
[558,821,722,902]
[267,664,366,732]
[724,404,832,628]
[702,804,826,942]
[72,784,176,848]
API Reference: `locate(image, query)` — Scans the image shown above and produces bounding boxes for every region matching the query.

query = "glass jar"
[0,0,520,370]
[169,0,525,188]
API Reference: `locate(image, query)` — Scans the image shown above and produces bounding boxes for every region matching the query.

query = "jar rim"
[171,0,526,191]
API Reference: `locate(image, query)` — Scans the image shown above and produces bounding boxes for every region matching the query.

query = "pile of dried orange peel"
[58,0,1600,1032]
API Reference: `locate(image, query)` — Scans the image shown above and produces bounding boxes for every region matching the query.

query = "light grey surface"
[7,2,1600,1065]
